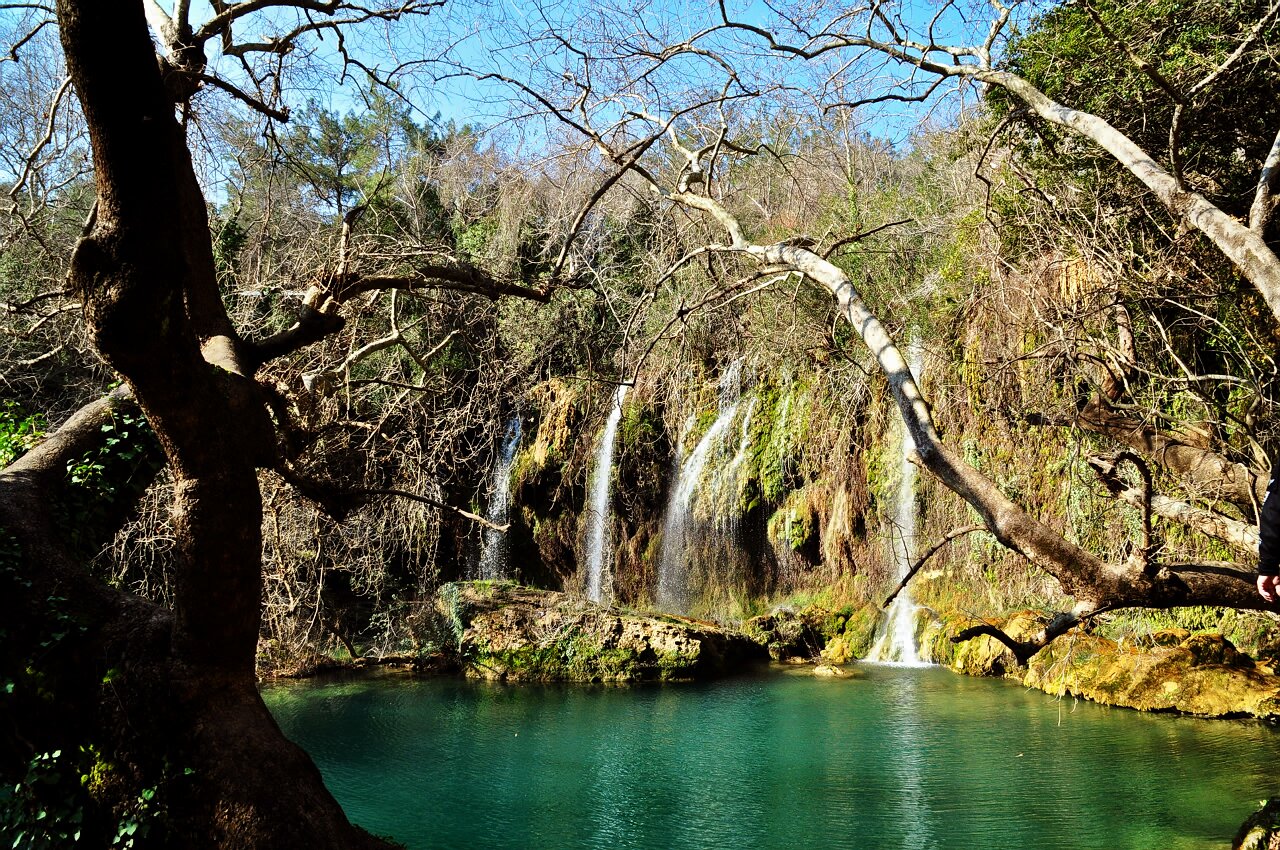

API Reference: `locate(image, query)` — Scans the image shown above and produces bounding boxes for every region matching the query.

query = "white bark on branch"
[973,68,1280,324]
[628,128,1266,616]
[1089,455,1259,557]
[721,16,1280,324]
[1250,125,1280,233]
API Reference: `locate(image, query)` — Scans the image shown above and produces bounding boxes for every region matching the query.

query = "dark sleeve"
[1260,470,1280,576]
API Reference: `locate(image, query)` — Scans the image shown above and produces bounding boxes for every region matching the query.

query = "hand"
[1258,575,1280,603]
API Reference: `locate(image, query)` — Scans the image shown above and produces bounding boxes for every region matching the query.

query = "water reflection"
[264,667,1280,850]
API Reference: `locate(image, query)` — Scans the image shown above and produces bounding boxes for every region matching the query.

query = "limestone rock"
[432,581,768,683]
[812,664,851,678]
[1021,632,1280,719]
[1135,627,1191,649]
[1235,799,1280,850]
[1181,632,1253,668]
[743,609,825,662]
[926,609,1280,719]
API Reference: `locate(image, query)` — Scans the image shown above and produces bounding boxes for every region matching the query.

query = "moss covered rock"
[743,608,826,662]
[921,611,1280,718]
[919,610,1047,676]
[818,602,882,664]
[1020,631,1280,718]
[1235,799,1280,850]
[433,581,768,682]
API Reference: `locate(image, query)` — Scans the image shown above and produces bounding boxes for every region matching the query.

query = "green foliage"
[618,402,661,451]
[0,743,182,850]
[0,402,44,467]
[278,91,439,219]
[211,213,248,285]
[67,408,150,494]
[996,0,1280,217]
[56,407,162,560]
[454,216,499,264]
[1,749,86,848]
[497,289,605,376]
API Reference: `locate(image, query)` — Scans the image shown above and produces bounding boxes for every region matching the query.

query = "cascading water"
[476,416,522,581]
[868,342,930,666]
[656,360,744,613]
[715,396,757,535]
[583,384,629,604]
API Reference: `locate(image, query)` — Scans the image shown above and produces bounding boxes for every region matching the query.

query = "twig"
[360,488,508,532]
[882,524,984,607]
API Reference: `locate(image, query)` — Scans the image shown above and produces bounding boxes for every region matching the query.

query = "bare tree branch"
[882,524,985,607]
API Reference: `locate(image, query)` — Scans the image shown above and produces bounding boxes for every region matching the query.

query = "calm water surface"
[263,666,1280,849]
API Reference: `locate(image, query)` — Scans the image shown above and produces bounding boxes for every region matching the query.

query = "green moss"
[766,491,817,552]
[618,401,662,450]
[469,621,702,683]
[817,602,882,663]
[740,377,812,509]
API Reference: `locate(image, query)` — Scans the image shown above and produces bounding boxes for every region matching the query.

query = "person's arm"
[1259,470,1280,601]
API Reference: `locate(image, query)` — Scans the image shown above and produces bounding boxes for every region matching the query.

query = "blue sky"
[187,0,1035,148]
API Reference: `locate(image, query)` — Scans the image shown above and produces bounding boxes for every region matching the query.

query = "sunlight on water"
[265,667,1280,850]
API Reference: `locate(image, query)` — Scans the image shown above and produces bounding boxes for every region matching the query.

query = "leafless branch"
[882,524,984,607]
[198,73,291,122]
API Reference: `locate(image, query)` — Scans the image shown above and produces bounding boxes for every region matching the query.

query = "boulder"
[432,581,769,683]
[1020,632,1280,718]
[1235,799,1280,850]
[743,608,826,662]
[926,611,1280,719]
[1135,627,1191,649]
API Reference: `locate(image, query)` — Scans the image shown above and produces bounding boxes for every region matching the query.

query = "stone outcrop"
[742,608,827,662]
[1236,799,1280,850]
[431,581,769,682]
[919,610,1280,719]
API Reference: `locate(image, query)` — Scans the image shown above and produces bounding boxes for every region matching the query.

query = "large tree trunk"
[0,1,393,846]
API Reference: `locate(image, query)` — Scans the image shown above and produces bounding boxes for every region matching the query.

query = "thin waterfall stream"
[656,360,743,613]
[476,415,523,581]
[583,384,629,603]
[868,341,929,666]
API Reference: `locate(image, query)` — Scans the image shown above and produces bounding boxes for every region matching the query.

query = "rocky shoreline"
[258,584,1280,848]
[263,583,1280,722]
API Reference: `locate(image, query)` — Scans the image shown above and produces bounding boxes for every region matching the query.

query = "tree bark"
[972,68,1280,325]
[0,2,395,845]
[1075,397,1266,513]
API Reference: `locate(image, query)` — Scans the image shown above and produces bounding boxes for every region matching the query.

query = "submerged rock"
[432,581,768,683]
[812,664,852,678]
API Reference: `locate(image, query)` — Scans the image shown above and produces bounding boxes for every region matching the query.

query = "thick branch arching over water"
[716,5,1280,328]
[635,156,1272,656]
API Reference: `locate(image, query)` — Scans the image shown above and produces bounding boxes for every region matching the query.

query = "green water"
[264,666,1280,849]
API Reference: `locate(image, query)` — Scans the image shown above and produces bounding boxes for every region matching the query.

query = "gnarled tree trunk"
[0,1,393,845]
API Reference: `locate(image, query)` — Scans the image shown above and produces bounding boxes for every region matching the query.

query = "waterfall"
[868,341,930,666]
[476,416,522,581]
[656,360,743,613]
[584,384,630,604]
[718,396,757,525]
